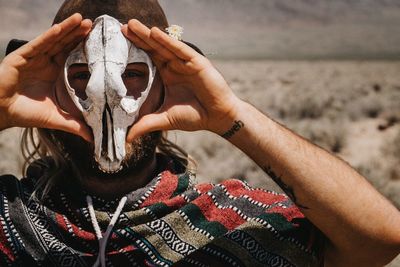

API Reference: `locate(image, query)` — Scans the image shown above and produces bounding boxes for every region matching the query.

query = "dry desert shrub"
[268,80,400,123]
[219,61,400,125]
[380,126,400,181]
[287,118,348,153]
[346,85,400,122]
[386,127,400,161]
[355,126,400,208]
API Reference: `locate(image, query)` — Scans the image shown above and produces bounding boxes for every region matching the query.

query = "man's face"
[61,15,162,174]
[50,15,165,178]
[54,62,164,178]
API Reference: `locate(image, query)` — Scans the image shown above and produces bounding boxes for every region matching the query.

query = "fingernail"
[73,13,82,20]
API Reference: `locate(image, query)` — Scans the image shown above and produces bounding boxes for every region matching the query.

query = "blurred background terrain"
[0,0,399,265]
[2,0,400,59]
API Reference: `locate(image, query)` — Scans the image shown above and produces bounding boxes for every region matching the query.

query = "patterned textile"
[0,155,324,266]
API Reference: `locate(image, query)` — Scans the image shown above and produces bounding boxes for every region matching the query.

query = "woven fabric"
[0,156,324,266]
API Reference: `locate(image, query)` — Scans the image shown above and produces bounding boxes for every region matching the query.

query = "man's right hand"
[0,13,92,142]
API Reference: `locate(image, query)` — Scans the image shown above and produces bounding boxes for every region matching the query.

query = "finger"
[150,27,199,61]
[47,19,92,56]
[17,25,63,58]
[121,25,166,67]
[18,13,83,58]
[121,24,152,51]
[43,13,86,53]
[127,112,171,142]
[123,26,167,64]
[125,20,176,62]
[122,24,174,69]
[52,37,85,67]
[122,24,164,63]
[166,59,194,75]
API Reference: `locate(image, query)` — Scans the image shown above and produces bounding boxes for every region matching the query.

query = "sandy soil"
[0,60,399,266]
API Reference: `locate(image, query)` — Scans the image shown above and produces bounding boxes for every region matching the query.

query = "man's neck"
[80,154,158,200]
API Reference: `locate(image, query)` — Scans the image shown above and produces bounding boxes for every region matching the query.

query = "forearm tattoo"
[263,166,309,209]
[221,120,244,139]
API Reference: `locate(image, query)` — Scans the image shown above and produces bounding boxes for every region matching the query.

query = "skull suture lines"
[64,15,156,173]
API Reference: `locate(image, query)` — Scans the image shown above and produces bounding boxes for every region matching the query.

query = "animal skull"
[64,15,156,173]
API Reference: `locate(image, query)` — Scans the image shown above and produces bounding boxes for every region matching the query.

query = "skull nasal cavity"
[101,104,116,159]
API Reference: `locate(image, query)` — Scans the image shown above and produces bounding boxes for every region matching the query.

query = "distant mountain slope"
[1,0,400,59]
[158,0,400,59]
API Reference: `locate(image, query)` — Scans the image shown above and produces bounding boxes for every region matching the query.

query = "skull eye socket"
[123,63,149,99]
[68,64,89,100]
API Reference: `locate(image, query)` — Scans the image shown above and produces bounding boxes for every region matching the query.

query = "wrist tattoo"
[263,166,309,209]
[221,120,244,139]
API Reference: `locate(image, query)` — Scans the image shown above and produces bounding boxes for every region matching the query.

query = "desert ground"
[0,60,399,266]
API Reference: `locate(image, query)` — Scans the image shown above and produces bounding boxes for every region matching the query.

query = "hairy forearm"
[221,100,400,264]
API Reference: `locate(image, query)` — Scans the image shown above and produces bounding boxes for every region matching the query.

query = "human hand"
[0,13,93,141]
[121,20,243,141]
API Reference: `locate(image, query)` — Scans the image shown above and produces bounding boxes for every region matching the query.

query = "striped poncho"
[0,155,324,266]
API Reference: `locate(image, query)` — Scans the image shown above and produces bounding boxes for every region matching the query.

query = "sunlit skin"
[0,13,399,267]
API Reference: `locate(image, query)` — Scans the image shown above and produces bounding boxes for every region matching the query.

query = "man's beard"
[52,130,162,180]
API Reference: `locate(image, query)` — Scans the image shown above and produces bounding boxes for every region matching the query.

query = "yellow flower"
[166,25,184,41]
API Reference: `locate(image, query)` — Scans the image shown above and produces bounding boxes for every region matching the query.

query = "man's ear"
[5,39,28,56]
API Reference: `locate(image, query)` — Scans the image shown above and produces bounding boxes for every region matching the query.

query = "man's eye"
[72,72,91,80]
[122,70,144,79]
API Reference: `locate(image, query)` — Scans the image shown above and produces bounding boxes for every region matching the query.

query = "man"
[0,0,399,266]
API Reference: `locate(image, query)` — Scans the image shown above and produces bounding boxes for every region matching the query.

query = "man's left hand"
[121,20,243,141]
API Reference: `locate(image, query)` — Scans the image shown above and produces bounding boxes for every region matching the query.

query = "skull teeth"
[98,164,123,174]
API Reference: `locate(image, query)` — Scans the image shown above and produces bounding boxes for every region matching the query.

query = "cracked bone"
[64,15,156,173]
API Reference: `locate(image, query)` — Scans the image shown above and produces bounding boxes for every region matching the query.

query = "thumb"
[127,112,171,142]
[48,110,93,143]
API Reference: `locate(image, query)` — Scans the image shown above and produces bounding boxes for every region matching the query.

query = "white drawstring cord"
[87,196,103,240]
[86,195,128,267]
